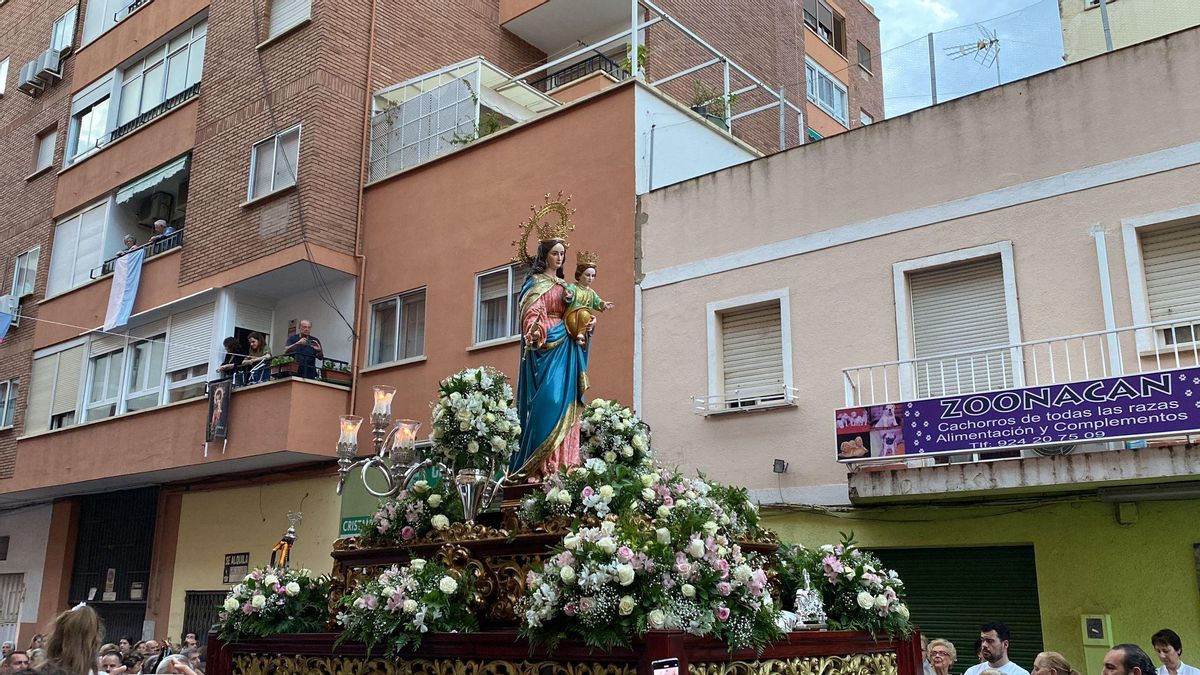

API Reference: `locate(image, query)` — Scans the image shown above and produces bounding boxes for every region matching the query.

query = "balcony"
[839,317,1200,501]
[5,378,347,506]
[500,0,632,56]
[527,52,628,93]
[92,227,184,279]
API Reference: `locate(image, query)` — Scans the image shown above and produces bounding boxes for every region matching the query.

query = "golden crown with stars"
[576,250,599,269]
[513,192,576,266]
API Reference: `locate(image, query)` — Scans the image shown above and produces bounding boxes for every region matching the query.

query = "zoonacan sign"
[835,367,1200,461]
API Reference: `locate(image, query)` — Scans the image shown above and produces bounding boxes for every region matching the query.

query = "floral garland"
[518,517,782,652]
[357,480,464,546]
[428,367,520,471]
[579,399,652,468]
[337,558,477,654]
[217,567,331,640]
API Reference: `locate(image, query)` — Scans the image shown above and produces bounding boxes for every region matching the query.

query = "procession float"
[205,196,922,675]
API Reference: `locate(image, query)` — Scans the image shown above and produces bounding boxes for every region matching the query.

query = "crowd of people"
[0,607,205,675]
[921,622,1195,675]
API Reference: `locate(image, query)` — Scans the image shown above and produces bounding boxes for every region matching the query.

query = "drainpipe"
[349,0,380,418]
[1098,0,1114,53]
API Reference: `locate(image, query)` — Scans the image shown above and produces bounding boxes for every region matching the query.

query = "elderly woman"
[1153,629,1200,675]
[928,639,958,675]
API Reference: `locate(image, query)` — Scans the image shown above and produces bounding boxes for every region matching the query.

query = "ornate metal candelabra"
[335,385,448,497]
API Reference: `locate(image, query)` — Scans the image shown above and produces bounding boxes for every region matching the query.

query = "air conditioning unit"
[36,48,63,82]
[16,60,45,96]
[0,295,20,327]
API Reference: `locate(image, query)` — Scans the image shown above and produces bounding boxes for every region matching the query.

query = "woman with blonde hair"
[1033,652,1081,675]
[928,639,958,675]
[35,604,101,675]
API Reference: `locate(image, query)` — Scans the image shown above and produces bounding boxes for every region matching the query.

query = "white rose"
[564,534,581,550]
[896,604,910,619]
[648,609,667,628]
[856,591,874,610]
[640,474,655,487]
[685,490,696,500]
[597,537,618,554]
[439,576,459,594]
[688,538,705,559]
[556,490,572,505]
[467,441,480,454]
[285,581,301,596]
[657,505,672,518]
[598,485,615,499]
[681,583,696,598]
[632,435,646,450]
[491,437,507,451]
[264,574,279,587]
[656,528,671,545]
[703,521,719,536]
[617,564,635,586]
[403,599,419,613]
[642,488,656,501]
[820,544,834,553]
[412,480,429,493]
[431,514,450,530]
[619,595,636,616]
[621,445,634,458]
[251,594,266,608]
[223,597,239,612]
[603,451,617,463]
[410,558,426,571]
[427,494,443,508]
[560,566,576,584]
[873,595,888,609]
[599,520,616,535]
[675,499,689,509]
[845,568,857,581]
[459,421,470,431]
[733,564,752,582]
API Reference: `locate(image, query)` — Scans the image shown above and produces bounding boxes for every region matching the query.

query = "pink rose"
[581,486,595,498]
[662,496,674,506]
[557,551,575,567]
[717,606,731,622]
[241,602,254,615]
[717,582,732,596]
[401,526,415,540]
[564,602,577,616]
[617,546,634,562]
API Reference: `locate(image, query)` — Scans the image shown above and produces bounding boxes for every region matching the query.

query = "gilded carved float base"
[232,654,637,675]
[690,653,898,675]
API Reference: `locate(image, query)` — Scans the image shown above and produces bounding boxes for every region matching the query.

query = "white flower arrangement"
[217,567,330,640]
[428,367,520,471]
[579,399,653,468]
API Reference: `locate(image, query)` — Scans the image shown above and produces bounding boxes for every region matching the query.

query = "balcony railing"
[110,82,201,142]
[527,53,628,92]
[91,227,184,279]
[221,357,352,390]
[693,383,797,415]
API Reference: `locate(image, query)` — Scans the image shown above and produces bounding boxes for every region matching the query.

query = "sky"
[869,0,1066,117]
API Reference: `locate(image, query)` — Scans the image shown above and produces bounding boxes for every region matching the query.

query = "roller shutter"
[909,257,1012,397]
[52,346,85,418]
[24,357,55,434]
[1141,220,1200,323]
[720,301,784,404]
[236,302,274,336]
[873,546,1043,673]
[166,303,214,372]
[268,0,310,37]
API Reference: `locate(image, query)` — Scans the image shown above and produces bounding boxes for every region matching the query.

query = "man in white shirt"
[1153,629,1198,675]
[964,622,1031,675]
[1105,644,1157,675]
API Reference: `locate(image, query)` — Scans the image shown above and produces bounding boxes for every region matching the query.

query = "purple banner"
[835,366,1200,462]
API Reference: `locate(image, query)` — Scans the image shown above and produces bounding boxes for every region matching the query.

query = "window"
[26,344,84,434]
[860,111,874,125]
[11,247,39,298]
[47,200,106,295]
[369,289,426,365]
[803,0,846,55]
[907,255,1013,397]
[81,0,125,44]
[857,41,872,71]
[124,335,165,411]
[0,379,17,428]
[248,125,300,199]
[805,57,848,126]
[117,21,206,127]
[68,96,110,162]
[702,289,793,413]
[475,266,523,344]
[0,59,8,97]
[167,365,207,403]
[268,0,311,38]
[86,348,125,421]
[1138,220,1200,344]
[164,303,214,401]
[52,7,78,54]
[35,129,57,173]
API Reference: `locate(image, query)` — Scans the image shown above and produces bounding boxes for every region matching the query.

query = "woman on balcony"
[243,332,272,384]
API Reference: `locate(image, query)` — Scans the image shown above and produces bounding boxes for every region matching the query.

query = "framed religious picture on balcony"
[206,379,232,446]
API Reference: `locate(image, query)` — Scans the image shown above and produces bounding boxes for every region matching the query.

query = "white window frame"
[28,338,87,433]
[47,198,109,296]
[0,58,9,97]
[81,0,133,46]
[84,348,125,422]
[122,333,166,412]
[66,75,115,165]
[51,7,78,54]
[893,241,1023,401]
[1121,202,1200,353]
[704,288,794,413]
[34,128,57,173]
[11,247,40,299]
[116,19,206,128]
[368,288,427,366]
[0,379,18,429]
[473,265,523,347]
[247,124,301,200]
[804,57,848,127]
[166,364,207,403]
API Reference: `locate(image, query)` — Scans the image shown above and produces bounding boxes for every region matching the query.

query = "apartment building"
[637,28,1200,675]
[0,0,876,647]
[1060,0,1200,62]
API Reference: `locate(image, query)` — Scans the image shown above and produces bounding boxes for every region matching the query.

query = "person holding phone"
[284,320,323,379]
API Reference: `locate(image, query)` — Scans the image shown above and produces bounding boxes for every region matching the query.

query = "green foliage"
[356,479,464,547]
[217,567,331,641]
[428,367,519,471]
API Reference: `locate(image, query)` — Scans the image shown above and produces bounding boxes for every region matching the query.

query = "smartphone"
[652,658,680,675]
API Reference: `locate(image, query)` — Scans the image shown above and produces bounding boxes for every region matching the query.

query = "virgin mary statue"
[507,196,596,479]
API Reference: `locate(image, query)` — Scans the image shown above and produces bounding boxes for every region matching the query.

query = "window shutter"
[74,205,105,289]
[721,302,784,401]
[89,331,126,355]
[268,0,310,37]
[130,319,169,340]
[48,218,80,296]
[1141,221,1200,322]
[26,356,57,434]
[909,256,1011,396]
[166,303,214,371]
[236,302,273,335]
[52,346,84,417]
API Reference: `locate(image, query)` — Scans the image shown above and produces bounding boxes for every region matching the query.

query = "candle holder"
[335,396,447,499]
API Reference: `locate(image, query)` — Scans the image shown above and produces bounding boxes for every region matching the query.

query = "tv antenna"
[944,24,1001,68]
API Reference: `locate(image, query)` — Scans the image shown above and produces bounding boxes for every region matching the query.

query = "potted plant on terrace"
[269,355,298,378]
[321,360,352,385]
[689,79,736,130]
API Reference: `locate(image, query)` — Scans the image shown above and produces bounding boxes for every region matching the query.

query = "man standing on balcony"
[285,320,323,378]
[149,219,177,250]
[964,622,1030,675]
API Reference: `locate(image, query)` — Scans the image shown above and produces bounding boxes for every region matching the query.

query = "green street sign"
[339,516,372,537]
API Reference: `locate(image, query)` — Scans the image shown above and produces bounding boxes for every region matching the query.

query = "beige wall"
[166,475,341,641]
[1061,0,1200,63]
[636,28,1200,497]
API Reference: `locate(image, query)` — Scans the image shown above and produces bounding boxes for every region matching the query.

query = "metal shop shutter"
[1141,220,1200,322]
[909,256,1011,396]
[873,546,1044,671]
[720,301,784,401]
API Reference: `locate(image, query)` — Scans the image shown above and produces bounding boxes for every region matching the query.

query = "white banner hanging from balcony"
[103,247,145,331]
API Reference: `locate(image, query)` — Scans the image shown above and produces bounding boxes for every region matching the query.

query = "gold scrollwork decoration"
[232,654,636,675]
[690,652,898,675]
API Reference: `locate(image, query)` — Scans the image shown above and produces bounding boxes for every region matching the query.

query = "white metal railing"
[693,384,798,415]
[844,316,1200,407]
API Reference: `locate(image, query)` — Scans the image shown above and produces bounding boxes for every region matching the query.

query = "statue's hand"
[524,325,544,348]
[603,301,615,311]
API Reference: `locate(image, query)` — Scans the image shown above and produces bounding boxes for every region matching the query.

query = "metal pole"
[927,33,937,105]
[778,86,786,151]
[1099,0,1114,52]
[631,0,642,76]
[722,58,731,126]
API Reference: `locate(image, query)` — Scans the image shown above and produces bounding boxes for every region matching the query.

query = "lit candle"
[339,415,363,447]
[372,385,397,416]
[394,419,421,449]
